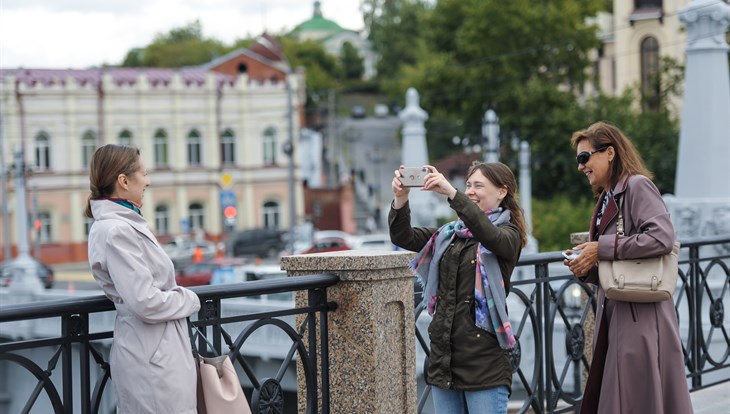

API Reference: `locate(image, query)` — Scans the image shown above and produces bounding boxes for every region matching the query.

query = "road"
[336,115,403,230]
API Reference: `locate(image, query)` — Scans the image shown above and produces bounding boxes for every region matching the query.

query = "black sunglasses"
[576,146,609,165]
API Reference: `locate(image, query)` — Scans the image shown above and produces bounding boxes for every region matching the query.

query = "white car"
[354,234,399,251]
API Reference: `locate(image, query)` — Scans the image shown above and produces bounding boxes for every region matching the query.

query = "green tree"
[121,20,226,67]
[362,0,429,80]
[340,41,364,80]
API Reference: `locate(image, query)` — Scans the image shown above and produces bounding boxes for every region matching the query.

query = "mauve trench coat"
[88,200,201,414]
[580,175,693,414]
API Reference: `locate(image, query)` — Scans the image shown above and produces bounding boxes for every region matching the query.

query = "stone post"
[398,88,437,227]
[281,250,417,414]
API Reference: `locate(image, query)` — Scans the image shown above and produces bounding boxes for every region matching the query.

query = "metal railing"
[415,235,730,413]
[0,273,339,414]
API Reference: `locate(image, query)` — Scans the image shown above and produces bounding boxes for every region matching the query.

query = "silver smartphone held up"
[399,167,432,187]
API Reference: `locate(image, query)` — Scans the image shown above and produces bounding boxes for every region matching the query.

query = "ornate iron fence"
[415,235,730,413]
[0,273,339,414]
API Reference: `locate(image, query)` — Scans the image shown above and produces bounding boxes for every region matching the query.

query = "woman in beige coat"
[85,145,201,414]
[564,122,693,413]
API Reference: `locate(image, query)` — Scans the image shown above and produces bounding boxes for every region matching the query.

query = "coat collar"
[589,175,632,239]
[90,200,160,248]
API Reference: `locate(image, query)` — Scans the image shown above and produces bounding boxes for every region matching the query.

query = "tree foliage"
[362,0,429,80]
[340,42,364,80]
[121,20,227,67]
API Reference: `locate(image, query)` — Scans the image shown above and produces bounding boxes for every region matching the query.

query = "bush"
[532,195,596,252]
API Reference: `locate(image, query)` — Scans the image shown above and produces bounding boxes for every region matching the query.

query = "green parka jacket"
[389,191,522,392]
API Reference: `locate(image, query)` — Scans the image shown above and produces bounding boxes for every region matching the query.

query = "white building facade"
[0,49,305,263]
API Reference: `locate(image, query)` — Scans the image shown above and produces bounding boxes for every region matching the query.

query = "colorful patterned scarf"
[409,208,516,349]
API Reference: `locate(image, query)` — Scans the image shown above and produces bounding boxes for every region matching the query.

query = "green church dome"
[292,1,343,33]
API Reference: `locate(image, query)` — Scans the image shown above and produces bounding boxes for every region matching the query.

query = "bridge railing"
[0,273,339,414]
[414,234,730,413]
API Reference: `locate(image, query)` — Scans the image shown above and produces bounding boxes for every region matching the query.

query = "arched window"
[154,129,169,168]
[81,130,96,169]
[221,129,236,165]
[37,211,51,243]
[155,205,170,235]
[189,202,204,231]
[119,129,133,147]
[263,127,276,165]
[187,129,202,166]
[262,200,280,229]
[640,36,660,110]
[34,131,51,171]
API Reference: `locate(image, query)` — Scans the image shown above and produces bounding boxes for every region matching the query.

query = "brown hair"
[570,121,652,196]
[466,161,528,248]
[84,144,141,218]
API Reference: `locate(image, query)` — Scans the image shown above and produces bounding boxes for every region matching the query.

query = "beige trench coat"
[581,175,693,414]
[88,200,201,414]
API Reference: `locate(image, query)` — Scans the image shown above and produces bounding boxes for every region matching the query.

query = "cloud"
[0,0,364,68]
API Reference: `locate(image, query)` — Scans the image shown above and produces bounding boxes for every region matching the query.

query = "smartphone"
[562,249,582,261]
[399,167,432,187]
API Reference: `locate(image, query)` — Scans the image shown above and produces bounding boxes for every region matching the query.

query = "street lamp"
[482,109,500,163]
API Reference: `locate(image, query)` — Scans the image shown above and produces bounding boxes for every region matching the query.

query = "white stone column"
[667,0,730,240]
[398,88,438,227]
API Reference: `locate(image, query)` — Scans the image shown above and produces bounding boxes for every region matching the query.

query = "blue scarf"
[409,208,516,349]
[108,198,142,215]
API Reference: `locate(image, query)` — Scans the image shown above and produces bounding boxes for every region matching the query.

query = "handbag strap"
[187,318,221,358]
[616,194,625,236]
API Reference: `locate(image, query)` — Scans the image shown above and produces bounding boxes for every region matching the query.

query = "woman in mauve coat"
[85,145,201,414]
[564,122,693,414]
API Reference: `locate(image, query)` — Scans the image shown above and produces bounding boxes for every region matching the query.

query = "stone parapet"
[281,250,417,414]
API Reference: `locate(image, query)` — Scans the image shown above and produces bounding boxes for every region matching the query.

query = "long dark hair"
[466,161,528,248]
[571,121,652,196]
[84,144,141,218]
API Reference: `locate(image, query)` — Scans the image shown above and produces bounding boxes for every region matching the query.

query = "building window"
[189,202,204,232]
[154,129,169,168]
[187,129,202,166]
[155,205,170,235]
[640,36,660,110]
[262,201,280,229]
[263,127,276,165]
[635,0,662,9]
[221,129,236,165]
[37,211,51,243]
[81,130,96,169]
[84,217,94,238]
[34,131,51,171]
[119,129,133,147]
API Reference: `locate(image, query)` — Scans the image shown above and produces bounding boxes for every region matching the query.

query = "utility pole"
[0,115,11,260]
[284,73,296,253]
[9,147,42,305]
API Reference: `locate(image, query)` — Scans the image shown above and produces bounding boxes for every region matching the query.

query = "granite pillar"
[281,250,417,414]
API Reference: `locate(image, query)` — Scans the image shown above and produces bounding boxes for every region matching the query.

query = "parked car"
[162,238,217,270]
[301,237,352,254]
[237,263,292,302]
[230,228,286,258]
[175,257,248,287]
[351,105,366,119]
[355,234,398,251]
[0,257,54,289]
[374,104,389,118]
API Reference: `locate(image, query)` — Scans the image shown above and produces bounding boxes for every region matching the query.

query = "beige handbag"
[598,195,680,302]
[189,320,251,414]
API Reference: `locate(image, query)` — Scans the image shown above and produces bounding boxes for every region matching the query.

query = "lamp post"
[482,109,500,163]
[0,115,10,260]
[284,73,296,253]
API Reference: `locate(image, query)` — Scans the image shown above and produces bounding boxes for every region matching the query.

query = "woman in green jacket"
[389,162,527,414]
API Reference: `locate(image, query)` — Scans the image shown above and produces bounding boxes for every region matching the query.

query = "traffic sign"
[220,172,233,189]
[220,190,236,208]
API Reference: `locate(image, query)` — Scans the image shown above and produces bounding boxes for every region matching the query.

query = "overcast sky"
[0,0,364,68]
